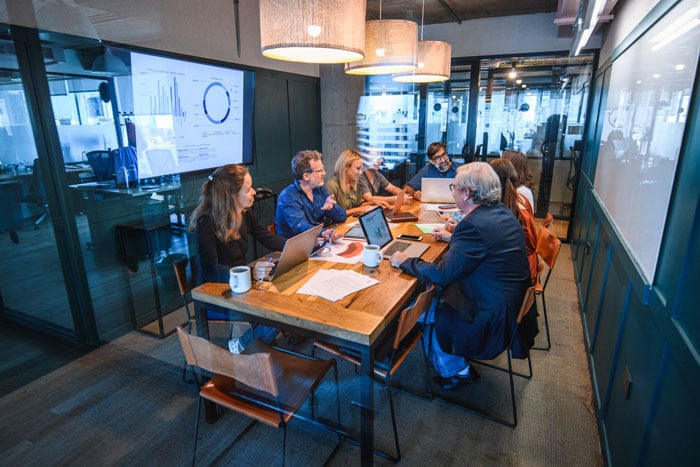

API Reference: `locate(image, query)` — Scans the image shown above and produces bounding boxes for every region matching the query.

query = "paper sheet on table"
[309,238,365,264]
[414,223,443,233]
[297,269,379,302]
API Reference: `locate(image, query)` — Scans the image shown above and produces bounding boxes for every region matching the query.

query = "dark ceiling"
[366,0,559,25]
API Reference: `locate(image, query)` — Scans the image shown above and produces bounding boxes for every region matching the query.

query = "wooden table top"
[192,199,448,346]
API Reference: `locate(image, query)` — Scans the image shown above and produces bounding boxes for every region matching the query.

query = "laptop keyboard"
[383,241,411,256]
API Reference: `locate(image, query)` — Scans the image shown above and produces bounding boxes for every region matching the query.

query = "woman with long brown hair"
[189,164,286,353]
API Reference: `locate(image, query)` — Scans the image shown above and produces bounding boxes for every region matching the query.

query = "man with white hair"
[390,162,537,390]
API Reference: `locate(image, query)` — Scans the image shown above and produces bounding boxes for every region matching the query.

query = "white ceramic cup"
[363,244,384,268]
[229,266,252,293]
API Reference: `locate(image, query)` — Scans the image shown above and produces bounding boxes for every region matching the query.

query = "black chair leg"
[385,382,401,461]
[280,425,287,467]
[533,293,551,351]
[192,395,202,467]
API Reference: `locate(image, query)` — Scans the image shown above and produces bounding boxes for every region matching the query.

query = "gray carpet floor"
[0,244,602,466]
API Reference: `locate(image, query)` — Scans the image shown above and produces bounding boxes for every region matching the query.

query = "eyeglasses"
[306,168,326,174]
[431,152,449,162]
[449,184,468,194]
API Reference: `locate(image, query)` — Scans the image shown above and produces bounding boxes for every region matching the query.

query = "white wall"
[0,0,319,77]
[600,0,660,62]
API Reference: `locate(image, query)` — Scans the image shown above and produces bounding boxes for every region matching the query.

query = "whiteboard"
[593,0,700,282]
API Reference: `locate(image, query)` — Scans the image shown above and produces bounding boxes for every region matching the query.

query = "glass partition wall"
[0,26,212,357]
[357,52,595,236]
[0,30,76,338]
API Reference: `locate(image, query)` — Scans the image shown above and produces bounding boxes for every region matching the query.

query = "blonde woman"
[326,149,378,216]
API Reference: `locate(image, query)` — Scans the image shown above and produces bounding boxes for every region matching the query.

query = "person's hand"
[321,194,336,210]
[432,226,452,242]
[373,200,391,209]
[439,213,457,233]
[413,190,422,201]
[390,251,409,267]
[253,261,274,281]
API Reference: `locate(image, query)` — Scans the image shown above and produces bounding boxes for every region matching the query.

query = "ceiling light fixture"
[259,0,366,64]
[392,0,451,83]
[345,0,417,75]
[571,0,608,56]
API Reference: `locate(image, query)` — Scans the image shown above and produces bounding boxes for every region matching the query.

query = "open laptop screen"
[359,208,393,249]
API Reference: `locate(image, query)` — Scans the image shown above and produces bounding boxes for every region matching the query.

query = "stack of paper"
[297,270,379,302]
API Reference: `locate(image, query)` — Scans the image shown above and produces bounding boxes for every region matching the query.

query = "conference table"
[191,199,450,465]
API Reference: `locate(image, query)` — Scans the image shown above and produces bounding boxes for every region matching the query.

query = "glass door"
[0,29,76,337]
[475,54,595,235]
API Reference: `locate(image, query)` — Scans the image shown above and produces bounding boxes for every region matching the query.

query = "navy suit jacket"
[400,202,537,360]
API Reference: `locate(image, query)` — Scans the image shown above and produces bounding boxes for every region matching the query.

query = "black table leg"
[360,345,375,466]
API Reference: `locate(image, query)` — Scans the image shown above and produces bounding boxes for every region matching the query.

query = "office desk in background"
[192,201,448,466]
[69,181,181,259]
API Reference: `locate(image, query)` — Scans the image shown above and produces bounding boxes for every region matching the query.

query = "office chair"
[313,283,435,461]
[177,327,342,466]
[532,227,561,351]
[431,286,536,428]
[85,150,114,182]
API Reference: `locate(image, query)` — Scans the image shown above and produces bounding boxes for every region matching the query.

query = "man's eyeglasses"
[306,168,326,174]
[449,184,468,194]
[431,152,449,162]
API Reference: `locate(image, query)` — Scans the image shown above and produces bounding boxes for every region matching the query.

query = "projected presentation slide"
[130,51,254,177]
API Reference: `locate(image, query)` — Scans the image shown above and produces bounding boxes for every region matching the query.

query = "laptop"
[421,178,456,203]
[358,208,429,259]
[383,190,418,223]
[255,224,323,281]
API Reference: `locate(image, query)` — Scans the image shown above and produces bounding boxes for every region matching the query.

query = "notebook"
[358,208,429,259]
[255,224,323,281]
[421,178,455,203]
[383,189,418,223]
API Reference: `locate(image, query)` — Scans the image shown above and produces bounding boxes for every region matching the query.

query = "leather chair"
[313,283,435,461]
[532,227,561,351]
[431,286,536,428]
[177,327,341,466]
[172,255,251,382]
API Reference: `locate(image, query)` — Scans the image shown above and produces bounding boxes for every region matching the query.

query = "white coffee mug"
[363,244,384,268]
[229,266,252,293]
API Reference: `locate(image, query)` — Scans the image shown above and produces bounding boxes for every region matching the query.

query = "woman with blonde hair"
[326,149,378,216]
[189,164,286,353]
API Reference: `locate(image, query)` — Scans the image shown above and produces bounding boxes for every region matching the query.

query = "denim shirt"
[406,163,460,191]
[275,179,347,238]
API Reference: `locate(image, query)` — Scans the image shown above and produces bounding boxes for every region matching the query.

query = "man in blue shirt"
[275,150,347,238]
[405,142,460,201]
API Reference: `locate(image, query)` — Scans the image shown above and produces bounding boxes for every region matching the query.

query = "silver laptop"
[256,224,323,281]
[358,208,429,259]
[421,178,456,203]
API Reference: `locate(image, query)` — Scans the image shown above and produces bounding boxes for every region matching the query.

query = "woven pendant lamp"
[345,19,418,75]
[259,0,366,64]
[393,40,451,82]
[393,0,451,83]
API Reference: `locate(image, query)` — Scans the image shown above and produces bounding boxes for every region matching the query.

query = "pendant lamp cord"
[420,0,425,40]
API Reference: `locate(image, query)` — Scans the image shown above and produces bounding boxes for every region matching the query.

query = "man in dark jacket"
[390,162,537,390]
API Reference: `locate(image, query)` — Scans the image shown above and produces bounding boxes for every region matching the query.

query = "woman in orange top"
[490,159,538,285]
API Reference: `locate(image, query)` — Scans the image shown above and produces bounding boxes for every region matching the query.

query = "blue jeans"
[207,310,278,347]
[239,324,279,347]
[422,298,469,377]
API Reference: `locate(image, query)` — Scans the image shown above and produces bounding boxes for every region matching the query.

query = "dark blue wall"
[572,2,700,464]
